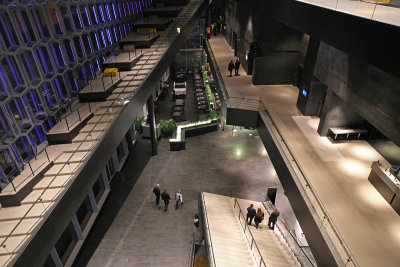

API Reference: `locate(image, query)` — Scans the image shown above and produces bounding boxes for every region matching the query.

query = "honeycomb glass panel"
[79,5,91,28]
[89,31,100,54]
[50,42,67,71]
[20,51,42,86]
[60,6,74,33]
[36,45,55,79]
[47,7,63,36]
[0,112,14,146]
[0,65,11,101]
[2,56,26,94]
[64,71,79,94]
[54,76,69,100]
[82,34,93,57]
[63,38,77,66]
[70,5,83,31]
[13,9,37,46]
[25,90,46,122]
[31,8,51,42]
[0,11,20,51]
[73,36,85,62]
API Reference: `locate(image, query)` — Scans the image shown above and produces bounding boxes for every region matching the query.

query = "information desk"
[368,161,400,215]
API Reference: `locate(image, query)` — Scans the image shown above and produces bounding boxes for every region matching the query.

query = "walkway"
[75,126,293,266]
[209,34,400,266]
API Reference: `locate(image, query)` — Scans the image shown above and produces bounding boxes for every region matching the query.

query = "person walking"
[175,189,183,209]
[234,58,240,76]
[228,60,234,77]
[254,208,264,229]
[246,204,256,225]
[268,207,280,230]
[161,189,171,211]
[153,184,161,205]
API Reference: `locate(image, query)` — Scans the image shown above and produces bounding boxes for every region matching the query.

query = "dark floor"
[76,125,293,267]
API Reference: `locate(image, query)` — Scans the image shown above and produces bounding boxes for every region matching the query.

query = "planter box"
[142,123,161,139]
[169,120,218,151]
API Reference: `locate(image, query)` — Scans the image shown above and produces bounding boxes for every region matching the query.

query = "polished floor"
[298,0,400,26]
[209,34,400,267]
[75,125,294,266]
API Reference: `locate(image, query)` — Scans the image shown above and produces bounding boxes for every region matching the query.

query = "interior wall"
[314,42,400,147]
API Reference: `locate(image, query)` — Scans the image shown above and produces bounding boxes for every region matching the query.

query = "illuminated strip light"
[131,2,135,15]
[86,35,92,54]
[127,2,131,16]
[117,3,122,18]
[106,28,112,44]
[95,58,100,71]
[122,2,127,17]
[58,44,67,67]
[76,8,82,28]
[112,27,118,42]
[112,3,117,20]
[94,32,100,50]
[11,145,21,164]
[54,10,63,33]
[28,91,40,112]
[74,78,79,90]
[92,6,98,24]
[89,63,94,79]
[35,127,45,143]
[68,41,77,62]
[105,4,111,21]
[99,5,105,23]
[135,2,138,15]
[33,50,47,75]
[118,25,122,39]
[4,105,15,127]
[100,30,106,47]
[127,23,131,33]
[85,7,91,26]
[82,69,87,85]
[78,38,85,58]
[0,66,11,92]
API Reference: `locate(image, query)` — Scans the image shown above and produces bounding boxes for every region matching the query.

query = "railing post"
[251,238,253,249]
[65,118,69,131]
[259,258,262,267]
[77,108,81,121]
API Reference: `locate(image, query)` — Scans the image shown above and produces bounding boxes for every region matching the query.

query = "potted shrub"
[160,119,176,137]
[134,116,145,133]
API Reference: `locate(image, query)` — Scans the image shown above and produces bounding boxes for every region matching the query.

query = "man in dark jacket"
[246,204,256,225]
[234,58,240,76]
[268,207,280,230]
[161,189,171,211]
[228,60,234,77]
[153,184,161,205]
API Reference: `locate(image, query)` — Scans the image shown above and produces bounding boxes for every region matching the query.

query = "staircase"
[236,198,301,267]
[202,192,256,267]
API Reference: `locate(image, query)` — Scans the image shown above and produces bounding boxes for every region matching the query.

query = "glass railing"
[0,2,202,265]
[200,193,217,267]
[258,100,358,267]
[296,0,400,26]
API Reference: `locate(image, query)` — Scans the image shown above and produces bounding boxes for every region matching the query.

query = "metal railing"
[200,193,217,267]
[262,201,316,267]
[258,99,358,267]
[0,2,204,265]
[233,198,267,267]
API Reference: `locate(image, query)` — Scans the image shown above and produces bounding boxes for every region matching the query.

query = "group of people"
[246,203,280,230]
[228,58,240,77]
[153,184,183,211]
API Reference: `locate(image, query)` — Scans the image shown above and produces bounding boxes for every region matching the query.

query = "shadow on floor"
[72,138,152,267]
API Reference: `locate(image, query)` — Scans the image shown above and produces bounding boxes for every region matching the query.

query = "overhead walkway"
[202,192,301,267]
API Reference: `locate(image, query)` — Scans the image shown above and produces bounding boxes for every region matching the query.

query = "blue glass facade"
[0,0,150,182]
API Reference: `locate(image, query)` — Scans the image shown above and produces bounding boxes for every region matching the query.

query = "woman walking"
[254,208,264,229]
[175,189,183,209]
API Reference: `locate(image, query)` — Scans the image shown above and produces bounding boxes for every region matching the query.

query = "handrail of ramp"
[200,192,217,267]
[258,100,358,267]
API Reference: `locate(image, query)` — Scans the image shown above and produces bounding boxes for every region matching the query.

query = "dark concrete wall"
[223,0,303,84]
[314,42,400,146]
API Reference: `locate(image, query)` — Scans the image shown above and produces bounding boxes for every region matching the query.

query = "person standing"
[246,204,256,225]
[175,189,183,209]
[234,58,240,76]
[228,60,234,77]
[268,207,280,230]
[161,189,171,211]
[153,184,161,205]
[254,208,264,229]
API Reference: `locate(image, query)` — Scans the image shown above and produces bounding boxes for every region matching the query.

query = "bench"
[329,127,368,140]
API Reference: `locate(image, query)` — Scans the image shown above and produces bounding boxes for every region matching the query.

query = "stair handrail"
[263,201,316,267]
[200,193,217,267]
[233,198,267,267]
[258,99,358,267]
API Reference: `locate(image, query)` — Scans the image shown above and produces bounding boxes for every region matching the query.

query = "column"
[296,37,327,116]
[147,95,158,156]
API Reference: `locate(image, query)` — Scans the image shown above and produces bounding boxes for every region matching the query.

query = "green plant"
[160,119,176,133]
[134,116,145,128]
[209,110,218,121]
